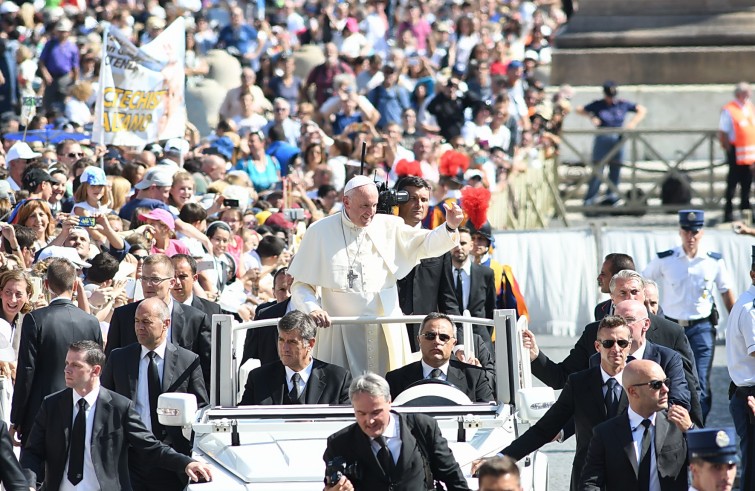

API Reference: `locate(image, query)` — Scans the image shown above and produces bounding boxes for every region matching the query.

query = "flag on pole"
[93,18,186,147]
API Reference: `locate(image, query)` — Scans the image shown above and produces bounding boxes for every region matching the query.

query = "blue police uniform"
[725,245,755,485]
[687,427,739,491]
[642,210,734,420]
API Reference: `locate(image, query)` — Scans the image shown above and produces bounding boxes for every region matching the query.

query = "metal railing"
[558,128,726,215]
[210,310,524,408]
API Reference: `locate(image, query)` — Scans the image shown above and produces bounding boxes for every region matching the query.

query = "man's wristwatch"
[445,223,457,233]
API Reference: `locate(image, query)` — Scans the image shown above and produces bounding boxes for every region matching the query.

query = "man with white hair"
[287,175,463,375]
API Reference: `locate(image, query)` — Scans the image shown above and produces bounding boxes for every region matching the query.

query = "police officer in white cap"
[687,427,739,491]
[725,244,755,489]
[643,210,736,422]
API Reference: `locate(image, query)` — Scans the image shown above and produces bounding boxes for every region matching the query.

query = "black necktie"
[429,368,442,379]
[147,351,162,435]
[604,378,620,418]
[289,372,301,404]
[68,398,88,485]
[638,419,652,491]
[455,268,464,310]
[375,435,395,477]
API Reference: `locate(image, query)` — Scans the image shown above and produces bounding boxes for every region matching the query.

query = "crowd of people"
[0,1,750,491]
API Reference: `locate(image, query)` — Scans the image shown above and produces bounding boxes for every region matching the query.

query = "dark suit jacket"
[461,262,496,352]
[530,314,703,427]
[579,410,688,491]
[323,411,470,491]
[106,300,212,387]
[502,365,628,491]
[190,296,222,317]
[20,387,193,491]
[594,299,612,321]
[100,342,209,455]
[385,359,494,403]
[239,358,351,405]
[398,252,460,351]
[589,342,690,412]
[0,422,29,491]
[10,298,103,442]
[241,298,290,367]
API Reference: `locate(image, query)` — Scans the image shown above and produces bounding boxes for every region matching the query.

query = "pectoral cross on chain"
[347,269,359,288]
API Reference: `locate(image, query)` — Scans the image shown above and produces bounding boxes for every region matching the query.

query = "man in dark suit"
[394,176,460,351]
[323,373,470,491]
[105,254,212,386]
[386,312,493,403]
[451,227,496,351]
[484,316,633,491]
[10,258,103,447]
[239,310,351,405]
[20,341,212,490]
[241,267,292,367]
[524,270,702,426]
[101,297,209,491]
[170,254,222,316]
[594,252,636,321]
[579,360,692,491]
[588,300,694,417]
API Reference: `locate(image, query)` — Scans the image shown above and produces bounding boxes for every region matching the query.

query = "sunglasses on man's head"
[598,339,630,349]
[631,378,670,390]
[421,332,453,343]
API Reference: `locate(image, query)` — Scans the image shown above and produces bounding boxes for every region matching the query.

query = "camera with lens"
[325,457,361,486]
[376,181,409,215]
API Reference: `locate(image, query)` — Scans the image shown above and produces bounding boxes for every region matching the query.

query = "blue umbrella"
[3,128,91,144]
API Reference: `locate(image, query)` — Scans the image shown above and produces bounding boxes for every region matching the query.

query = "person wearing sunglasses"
[385,312,493,403]
[579,359,693,491]
[54,139,85,170]
[587,300,699,428]
[475,316,633,491]
[524,269,700,427]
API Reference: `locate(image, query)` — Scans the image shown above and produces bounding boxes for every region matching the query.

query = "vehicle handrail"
[210,310,524,408]
[228,314,495,332]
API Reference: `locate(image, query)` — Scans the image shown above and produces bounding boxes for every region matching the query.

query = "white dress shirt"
[60,387,101,491]
[421,360,449,381]
[370,412,401,465]
[284,358,314,395]
[627,407,660,491]
[136,340,167,432]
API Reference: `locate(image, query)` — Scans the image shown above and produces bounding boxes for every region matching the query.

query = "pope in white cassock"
[287,175,464,376]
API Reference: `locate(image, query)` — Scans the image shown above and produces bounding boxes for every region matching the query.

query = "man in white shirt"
[5,141,41,192]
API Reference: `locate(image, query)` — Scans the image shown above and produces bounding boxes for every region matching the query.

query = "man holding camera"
[288,175,463,376]
[323,373,469,491]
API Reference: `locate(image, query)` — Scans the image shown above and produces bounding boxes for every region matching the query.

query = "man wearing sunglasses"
[55,139,85,170]
[525,269,702,427]
[385,312,493,403]
[643,209,736,422]
[580,360,692,491]
[588,300,698,426]
[479,316,632,491]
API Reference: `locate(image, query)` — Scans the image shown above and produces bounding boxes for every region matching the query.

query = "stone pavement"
[528,335,736,491]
